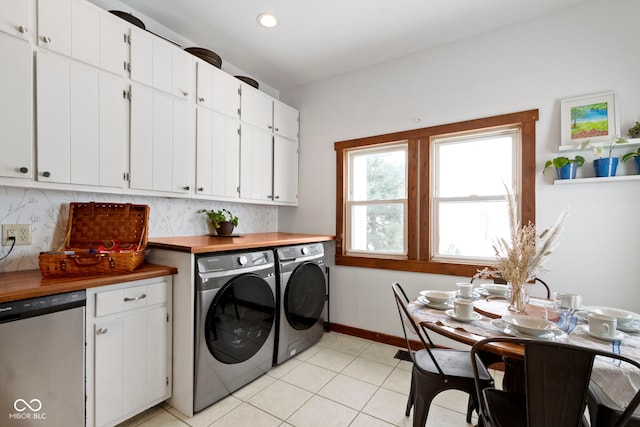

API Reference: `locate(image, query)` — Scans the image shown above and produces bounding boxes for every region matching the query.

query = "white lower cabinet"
[86,277,173,427]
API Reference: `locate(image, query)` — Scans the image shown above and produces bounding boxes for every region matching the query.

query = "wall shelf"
[557,138,640,153]
[554,174,640,185]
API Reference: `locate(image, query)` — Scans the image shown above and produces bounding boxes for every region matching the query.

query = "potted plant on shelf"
[628,121,640,139]
[199,208,239,235]
[543,155,585,180]
[622,147,640,175]
[581,137,628,177]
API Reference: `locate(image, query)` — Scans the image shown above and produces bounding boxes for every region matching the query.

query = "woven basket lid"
[184,47,222,69]
[235,76,259,89]
[109,11,145,29]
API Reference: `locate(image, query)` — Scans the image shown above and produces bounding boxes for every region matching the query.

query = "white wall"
[280,0,640,338]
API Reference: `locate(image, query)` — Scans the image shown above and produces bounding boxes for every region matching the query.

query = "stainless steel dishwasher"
[0,290,86,426]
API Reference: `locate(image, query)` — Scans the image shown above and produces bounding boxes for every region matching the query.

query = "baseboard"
[327,323,423,351]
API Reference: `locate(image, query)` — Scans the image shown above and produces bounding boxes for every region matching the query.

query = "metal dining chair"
[470,337,640,427]
[392,282,494,426]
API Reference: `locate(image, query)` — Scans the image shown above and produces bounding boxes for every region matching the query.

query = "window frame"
[334,110,538,277]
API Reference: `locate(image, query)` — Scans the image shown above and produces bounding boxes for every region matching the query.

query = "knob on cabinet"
[42,171,51,178]
[19,167,29,174]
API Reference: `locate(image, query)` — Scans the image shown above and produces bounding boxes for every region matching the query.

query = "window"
[334,110,538,277]
[346,143,408,257]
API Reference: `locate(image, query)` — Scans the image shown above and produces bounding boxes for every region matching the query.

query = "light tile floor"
[117,332,504,427]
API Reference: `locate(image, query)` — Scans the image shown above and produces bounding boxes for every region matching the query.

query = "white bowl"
[419,290,457,304]
[480,283,509,295]
[502,315,558,337]
[584,306,640,326]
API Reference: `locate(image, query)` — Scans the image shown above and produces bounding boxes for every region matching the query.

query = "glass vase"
[508,282,530,313]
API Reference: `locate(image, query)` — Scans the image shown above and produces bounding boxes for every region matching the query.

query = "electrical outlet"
[2,224,32,246]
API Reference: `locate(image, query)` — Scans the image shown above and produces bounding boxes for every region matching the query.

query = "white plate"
[417,296,453,310]
[491,319,567,341]
[445,309,482,322]
[502,315,559,337]
[480,284,509,295]
[419,290,457,304]
[578,325,627,342]
[583,306,640,327]
[617,323,640,333]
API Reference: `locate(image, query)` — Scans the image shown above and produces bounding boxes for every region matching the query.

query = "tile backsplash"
[0,187,277,273]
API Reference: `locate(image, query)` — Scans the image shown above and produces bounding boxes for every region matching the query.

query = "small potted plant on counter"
[543,155,585,180]
[622,147,640,175]
[581,137,628,177]
[199,208,239,235]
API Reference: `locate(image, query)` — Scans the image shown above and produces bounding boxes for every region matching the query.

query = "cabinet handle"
[19,167,29,174]
[274,195,280,199]
[42,171,51,178]
[198,97,205,102]
[275,128,279,132]
[17,26,28,34]
[268,125,273,130]
[41,36,51,44]
[183,186,190,191]
[124,293,146,302]
[96,328,108,335]
[198,187,204,192]
[182,91,189,96]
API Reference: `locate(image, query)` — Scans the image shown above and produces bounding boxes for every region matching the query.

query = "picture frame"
[560,91,619,147]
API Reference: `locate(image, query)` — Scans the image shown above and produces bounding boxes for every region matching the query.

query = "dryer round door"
[284,262,326,330]
[204,273,275,364]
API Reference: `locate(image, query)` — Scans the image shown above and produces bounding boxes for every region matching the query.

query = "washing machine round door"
[204,273,275,364]
[285,262,326,330]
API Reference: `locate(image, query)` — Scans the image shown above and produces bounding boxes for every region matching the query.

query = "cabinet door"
[0,0,31,40]
[100,12,128,76]
[69,63,99,185]
[212,67,240,118]
[273,135,299,204]
[0,34,32,178]
[129,27,153,86]
[152,40,172,94]
[172,100,194,194]
[98,72,128,188]
[240,124,273,201]
[240,83,272,131]
[71,0,99,66]
[130,84,154,190]
[144,306,170,403]
[274,100,299,141]
[37,0,71,56]
[36,52,71,183]
[196,109,239,198]
[172,48,193,100]
[94,319,124,427]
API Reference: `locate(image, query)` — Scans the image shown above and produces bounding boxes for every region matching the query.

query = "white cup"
[588,313,617,338]
[454,299,474,319]
[456,282,474,299]
[553,292,582,310]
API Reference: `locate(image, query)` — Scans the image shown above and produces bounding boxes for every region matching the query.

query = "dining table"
[407,294,640,411]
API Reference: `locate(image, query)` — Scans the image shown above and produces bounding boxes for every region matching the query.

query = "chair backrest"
[470,337,640,427]
[391,282,444,376]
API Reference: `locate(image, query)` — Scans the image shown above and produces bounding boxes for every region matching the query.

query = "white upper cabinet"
[38,0,72,56]
[99,12,128,76]
[196,109,240,199]
[273,135,299,204]
[239,123,273,202]
[195,59,240,117]
[274,100,299,141]
[172,48,194,100]
[129,26,153,86]
[71,0,99,66]
[0,34,32,179]
[240,83,273,131]
[0,0,32,40]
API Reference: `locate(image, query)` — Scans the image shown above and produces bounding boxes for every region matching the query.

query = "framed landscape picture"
[560,91,619,147]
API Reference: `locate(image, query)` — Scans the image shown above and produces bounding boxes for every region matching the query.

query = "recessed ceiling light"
[257,12,277,28]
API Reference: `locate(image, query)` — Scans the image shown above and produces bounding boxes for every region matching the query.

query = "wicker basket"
[39,202,149,277]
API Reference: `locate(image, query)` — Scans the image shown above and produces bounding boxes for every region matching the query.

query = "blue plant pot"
[556,163,578,179]
[635,157,640,175]
[593,157,618,177]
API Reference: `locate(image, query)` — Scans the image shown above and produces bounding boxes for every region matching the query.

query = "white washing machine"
[194,250,276,412]
[275,243,328,365]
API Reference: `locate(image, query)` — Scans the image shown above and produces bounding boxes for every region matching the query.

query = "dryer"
[194,250,276,412]
[275,243,328,365]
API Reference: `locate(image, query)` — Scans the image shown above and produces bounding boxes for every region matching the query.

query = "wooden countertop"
[0,263,178,303]
[147,232,335,254]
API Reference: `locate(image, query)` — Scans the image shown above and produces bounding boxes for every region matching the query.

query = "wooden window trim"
[334,109,539,277]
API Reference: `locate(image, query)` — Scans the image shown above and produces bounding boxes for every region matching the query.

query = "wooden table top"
[147,232,335,254]
[0,263,178,303]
